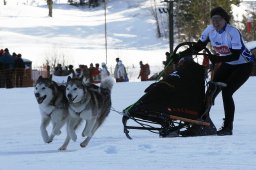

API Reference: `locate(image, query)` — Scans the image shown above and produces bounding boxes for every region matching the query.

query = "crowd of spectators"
[68,0,104,8]
[51,57,153,84]
[0,48,26,88]
[0,47,153,88]
[53,62,110,84]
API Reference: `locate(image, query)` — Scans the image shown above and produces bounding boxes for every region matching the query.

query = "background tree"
[44,46,72,73]
[46,0,53,17]
[150,0,162,38]
[239,2,256,41]
[175,0,240,42]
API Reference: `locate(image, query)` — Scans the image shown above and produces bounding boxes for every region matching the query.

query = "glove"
[208,54,221,63]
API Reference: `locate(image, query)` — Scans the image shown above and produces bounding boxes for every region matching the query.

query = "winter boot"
[217,119,233,136]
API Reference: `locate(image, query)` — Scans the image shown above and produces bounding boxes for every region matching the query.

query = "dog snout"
[67,93,72,99]
[35,93,40,98]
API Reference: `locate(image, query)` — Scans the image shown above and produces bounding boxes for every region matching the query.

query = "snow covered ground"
[1,1,256,170]
[1,79,256,170]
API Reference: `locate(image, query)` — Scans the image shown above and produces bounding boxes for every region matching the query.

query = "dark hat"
[210,7,230,23]
[17,53,22,57]
[4,48,9,52]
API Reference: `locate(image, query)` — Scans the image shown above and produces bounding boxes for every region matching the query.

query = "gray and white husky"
[59,76,114,150]
[34,76,68,145]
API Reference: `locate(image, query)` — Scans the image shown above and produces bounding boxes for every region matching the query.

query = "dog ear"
[36,76,44,84]
[67,76,72,82]
[38,75,43,81]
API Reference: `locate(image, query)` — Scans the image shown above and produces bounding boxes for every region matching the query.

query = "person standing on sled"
[176,7,254,136]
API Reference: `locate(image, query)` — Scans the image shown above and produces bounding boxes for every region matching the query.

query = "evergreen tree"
[175,0,240,42]
[240,3,256,41]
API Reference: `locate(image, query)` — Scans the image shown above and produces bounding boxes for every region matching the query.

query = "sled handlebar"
[173,42,212,56]
[158,42,212,80]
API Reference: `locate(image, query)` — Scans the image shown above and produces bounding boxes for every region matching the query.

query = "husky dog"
[59,76,113,150]
[34,76,68,145]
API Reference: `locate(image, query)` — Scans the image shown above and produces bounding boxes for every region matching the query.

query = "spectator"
[114,58,120,82]
[163,52,170,67]
[88,0,98,8]
[54,64,62,76]
[81,65,90,81]
[46,64,51,78]
[93,63,101,83]
[68,65,76,78]
[88,63,97,83]
[162,51,175,78]
[0,48,15,88]
[62,66,70,75]
[75,68,82,78]
[0,49,4,87]
[100,62,110,80]
[15,53,25,87]
[138,61,150,81]
[115,60,128,82]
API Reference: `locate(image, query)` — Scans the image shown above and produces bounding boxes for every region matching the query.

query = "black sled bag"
[127,60,206,124]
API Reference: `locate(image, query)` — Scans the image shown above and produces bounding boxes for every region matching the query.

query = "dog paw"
[58,146,67,151]
[47,135,54,143]
[47,139,53,143]
[80,137,91,148]
[54,130,61,136]
[43,138,49,143]
[80,143,87,148]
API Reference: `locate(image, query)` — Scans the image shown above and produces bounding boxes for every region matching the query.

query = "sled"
[122,42,227,139]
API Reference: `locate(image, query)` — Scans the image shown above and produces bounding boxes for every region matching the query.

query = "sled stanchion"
[122,116,133,140]
[201,81,227,119]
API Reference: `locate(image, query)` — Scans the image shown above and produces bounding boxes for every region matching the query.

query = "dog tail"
[100,76,114,91]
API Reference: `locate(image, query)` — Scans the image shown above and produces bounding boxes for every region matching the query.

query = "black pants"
[212,62,253,128]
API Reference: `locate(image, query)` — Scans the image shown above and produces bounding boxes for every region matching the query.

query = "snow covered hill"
[0,0,168,71]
